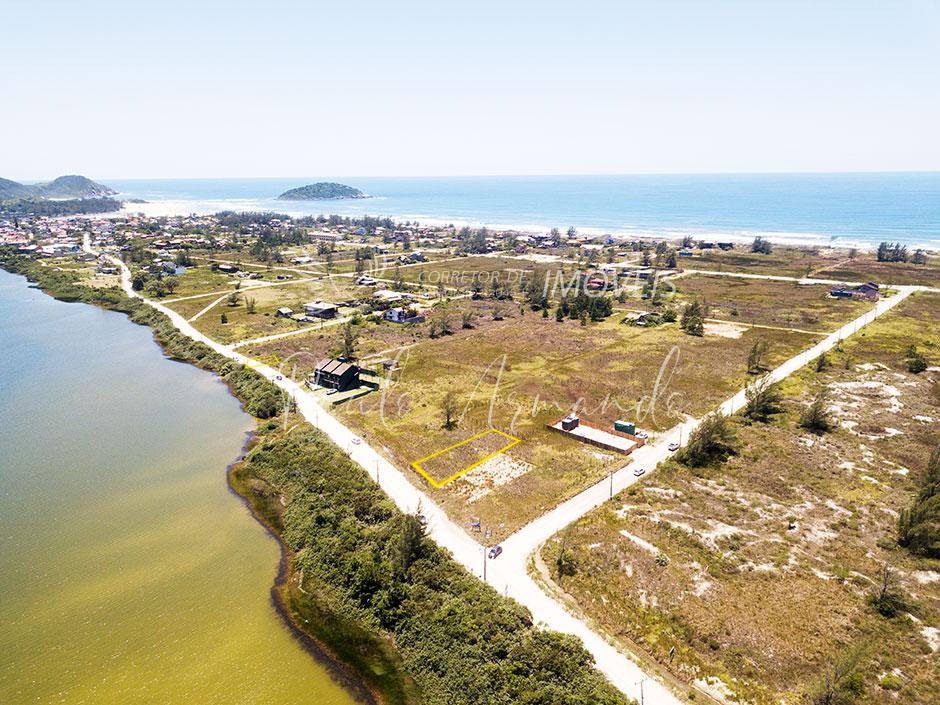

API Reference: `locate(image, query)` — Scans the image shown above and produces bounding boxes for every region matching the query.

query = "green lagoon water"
[0,269,357,705]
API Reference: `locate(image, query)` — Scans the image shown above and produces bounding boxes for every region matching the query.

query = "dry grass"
[673,274,873,332]
[338,309,814,539]
[815,253,940,287]
[541,291,940,705]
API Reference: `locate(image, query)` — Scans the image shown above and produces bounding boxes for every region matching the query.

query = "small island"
[276,182,369,201]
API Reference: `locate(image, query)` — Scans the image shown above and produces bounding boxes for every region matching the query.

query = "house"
[385,306,425,324]
[586,275,613,291]
[853,282,881,301]
[275,307,294,318]
[717,242,735,251]
[290,256,314,264]
[831,282,880,301]
[96,265,118,275]
[310,358,360,391]
[303,301,338,318]
[372,289,405,305]
[356,275,377,286]
[679,249,695,257]
[217,264,238,274]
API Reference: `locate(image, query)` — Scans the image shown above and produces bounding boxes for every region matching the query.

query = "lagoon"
[0,269,357,705]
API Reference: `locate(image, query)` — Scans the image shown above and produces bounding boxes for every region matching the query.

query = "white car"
[633,467,646,477]
[668,442,680,452]
[635,430,649,439]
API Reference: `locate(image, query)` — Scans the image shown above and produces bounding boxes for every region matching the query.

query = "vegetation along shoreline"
[0,252,632,705]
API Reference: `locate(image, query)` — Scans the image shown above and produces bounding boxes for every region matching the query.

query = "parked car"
[488,545,503,559]
[351,438,362,445]
[635,430,649,439]
[668,442,680,452]
[633,467,646,477]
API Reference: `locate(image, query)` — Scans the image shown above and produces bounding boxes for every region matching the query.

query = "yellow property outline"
[411,429,521,488]
[244,354,281,370]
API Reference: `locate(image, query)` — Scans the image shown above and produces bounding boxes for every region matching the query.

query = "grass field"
[166,278,362,345]
[396,254,565,288]
[814,253,940,287]
[540,291,940,705]
[338,309,817,538]
[672,273,874,331]
[681,246,834,279]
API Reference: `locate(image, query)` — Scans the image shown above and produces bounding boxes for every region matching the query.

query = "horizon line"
[9,169,940,183]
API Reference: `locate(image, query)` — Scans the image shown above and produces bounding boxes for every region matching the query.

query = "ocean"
[106,173,940,250]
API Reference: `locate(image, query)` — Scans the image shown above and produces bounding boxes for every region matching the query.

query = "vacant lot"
[814,252,940,287]
[339,309,816,539]
[163,265,242,297]
[396,254,568,288]
[167,278,362,345]
[682,246,835,278]
[672,274,873,332]
[541,292,940,705]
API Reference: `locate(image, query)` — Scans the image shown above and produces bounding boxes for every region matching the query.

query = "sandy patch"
[912,570,940,585]
[922,626,939,652]
[619,530,660,555]
[704,321,747,339]
[456,454,533,502]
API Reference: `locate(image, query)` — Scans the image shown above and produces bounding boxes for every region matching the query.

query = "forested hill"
[0,175,116,200]
[276,182,368,200]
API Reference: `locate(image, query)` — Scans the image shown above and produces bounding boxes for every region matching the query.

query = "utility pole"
[609,469,614,499]
[483,549,487,583]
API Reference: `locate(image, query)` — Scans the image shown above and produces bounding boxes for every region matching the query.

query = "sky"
[3,0,939,179]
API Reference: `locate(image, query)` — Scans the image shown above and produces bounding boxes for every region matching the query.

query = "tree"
[747,339,770,374]
[342,321,358,359]
[912,248,928,265]
[800,387,833,433]
[462,310,475,328]
[220,312,228,324]
[898,446,940,557]
[555,527,578,579]
[680,299,707,337]
[905,345,928,373]
[227,292,241,307]
[806,644,867,705]
[440,391,459,430]
[394,513,425,577]
[815,352,830,372]
[743,376,785,422]
[868,562,906,617]
[751,236,773,254]
[245,296,257,314]
[677,413,737,467]
[666,250,678,269]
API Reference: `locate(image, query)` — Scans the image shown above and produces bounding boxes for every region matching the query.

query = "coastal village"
[2,207,939,705]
